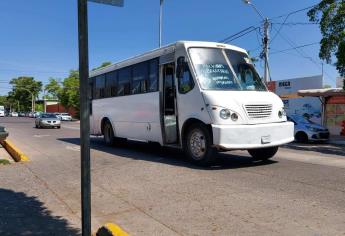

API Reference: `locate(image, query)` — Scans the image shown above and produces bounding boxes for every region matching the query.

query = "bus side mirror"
[176,57,185,79]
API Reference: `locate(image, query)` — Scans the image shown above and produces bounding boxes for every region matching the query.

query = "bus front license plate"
[261,135,271,144]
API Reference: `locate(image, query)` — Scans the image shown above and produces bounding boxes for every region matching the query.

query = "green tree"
[45,78,61,99]
[308,0,345,76]
[8,77,42,111]
[60,70,80,117]
[323,84,332,88]
[92,61,112,71]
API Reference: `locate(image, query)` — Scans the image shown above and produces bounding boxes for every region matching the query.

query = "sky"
[0,0,341,96]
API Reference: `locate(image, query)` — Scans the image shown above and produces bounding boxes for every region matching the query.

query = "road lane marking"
[66,145,80,152]
[62,125,80,130]
[33,134,51,138]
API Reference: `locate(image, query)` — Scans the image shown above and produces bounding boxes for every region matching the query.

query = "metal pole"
[159,0,163,47]
[32,94,34,112]
[78,0,91,235]
[263,18,270,83]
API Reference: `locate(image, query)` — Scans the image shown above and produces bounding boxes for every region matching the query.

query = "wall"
[267,75,323,124]
[46,104,77,118]
[325,96,345,135]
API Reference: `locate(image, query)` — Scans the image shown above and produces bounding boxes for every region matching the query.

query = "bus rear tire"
[248,146,278,161]
[184,123,216,166]
[103,121,115,146]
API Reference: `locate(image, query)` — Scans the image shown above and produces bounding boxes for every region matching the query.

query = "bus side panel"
[92,92,162,143]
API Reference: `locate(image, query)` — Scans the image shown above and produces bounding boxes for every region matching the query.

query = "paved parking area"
[1,117,345,235]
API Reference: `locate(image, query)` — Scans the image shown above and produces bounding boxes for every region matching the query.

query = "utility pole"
[263,18,270,83]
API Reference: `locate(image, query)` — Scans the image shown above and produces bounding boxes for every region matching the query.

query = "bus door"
[162,63,178,144]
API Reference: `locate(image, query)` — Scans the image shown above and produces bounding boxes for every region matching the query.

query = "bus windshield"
[189,47,266,91]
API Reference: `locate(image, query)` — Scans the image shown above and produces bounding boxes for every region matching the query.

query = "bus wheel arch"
[181,119,215,166]
[181,119,213,145]
[101,117,115,145]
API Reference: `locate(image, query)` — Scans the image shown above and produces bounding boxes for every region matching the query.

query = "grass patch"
[0,159,10,165]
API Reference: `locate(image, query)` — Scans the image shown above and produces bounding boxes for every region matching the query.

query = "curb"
[0,140,30,162]
[95,223,129,236]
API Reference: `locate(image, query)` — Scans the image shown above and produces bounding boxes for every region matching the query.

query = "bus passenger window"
[118,67,131,96]
[178,59,194,94]
[149,59,159,92]
[95,75,106,99]
[132,62,148,94]
[106,71,117,97]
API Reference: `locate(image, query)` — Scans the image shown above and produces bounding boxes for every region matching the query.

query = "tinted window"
[132,62,148,94]
[106,71,117,97]
[95,75,106,99]
[118,67,131,96]
[149,59,159,92]
[178,58,194,94]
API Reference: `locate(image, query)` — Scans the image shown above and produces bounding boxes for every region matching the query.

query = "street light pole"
[263,18,270,83]
[78,1,91,235]
[159,0,163,47]
[243,0,270,83]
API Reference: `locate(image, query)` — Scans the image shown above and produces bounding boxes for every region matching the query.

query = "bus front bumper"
[212,121,294,150]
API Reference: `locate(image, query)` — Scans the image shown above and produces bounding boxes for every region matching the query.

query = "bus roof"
[89,41,247,78]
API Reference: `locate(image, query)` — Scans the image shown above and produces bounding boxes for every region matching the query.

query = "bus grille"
[245,104,272,119]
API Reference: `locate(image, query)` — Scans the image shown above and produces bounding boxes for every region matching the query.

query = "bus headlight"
[220,109,231,119]
[278,108,286,118]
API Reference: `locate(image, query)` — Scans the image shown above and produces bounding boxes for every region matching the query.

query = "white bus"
[90,41,294,165]
[0,106,5,117]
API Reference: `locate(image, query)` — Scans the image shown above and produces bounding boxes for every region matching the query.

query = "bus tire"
[103,121,115,146]
[184,123,216,166]
[248,146,278,161]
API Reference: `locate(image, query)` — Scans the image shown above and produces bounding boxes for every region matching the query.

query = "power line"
[219,25,259,43]
[272,22,318,26]
[271,25,335,83]
[270,4,317,44]
[270,42,319,55]
[270,4,317,20]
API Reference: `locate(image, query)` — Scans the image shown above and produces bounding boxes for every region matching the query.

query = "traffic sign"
[88,0,123,7]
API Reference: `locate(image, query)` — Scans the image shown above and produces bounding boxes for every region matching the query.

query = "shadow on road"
[58,137,277,170]
[0,188,80,236]
[284,142,345,156]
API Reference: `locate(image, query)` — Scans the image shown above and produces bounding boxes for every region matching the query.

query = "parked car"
[10,112,18,117]
[287,114,330,143]
[35,113,61,129]
[0,126,8,141]
[58,113,72,121]
[19,112,26,117]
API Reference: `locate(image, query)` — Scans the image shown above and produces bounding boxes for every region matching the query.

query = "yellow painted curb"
[0,140,29,162]
[96,223,129,236]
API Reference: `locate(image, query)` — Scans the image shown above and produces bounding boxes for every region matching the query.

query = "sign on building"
[267,75,323,124]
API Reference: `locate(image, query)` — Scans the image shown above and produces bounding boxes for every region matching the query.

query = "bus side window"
[95,74,106,99]
[149,59,159,92]
[177,57,194,94]
[118,67,131,96]
[106,71,117,97]
[132,62,148,94]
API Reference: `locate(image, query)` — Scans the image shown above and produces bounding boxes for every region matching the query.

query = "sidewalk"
[329,135,345,145]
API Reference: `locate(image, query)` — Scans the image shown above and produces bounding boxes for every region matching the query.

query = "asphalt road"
[1,117,345,236]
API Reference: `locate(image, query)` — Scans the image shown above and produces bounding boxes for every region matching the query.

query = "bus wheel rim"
[189,129,206,159]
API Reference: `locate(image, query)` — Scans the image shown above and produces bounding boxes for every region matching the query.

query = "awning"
[298,88,345,97]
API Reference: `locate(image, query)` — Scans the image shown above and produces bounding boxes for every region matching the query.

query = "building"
[298,88,345,136]
[267,75,323,124]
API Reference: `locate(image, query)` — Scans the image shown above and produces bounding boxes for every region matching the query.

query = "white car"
[58,113,72,121]
[11,112,18,117]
